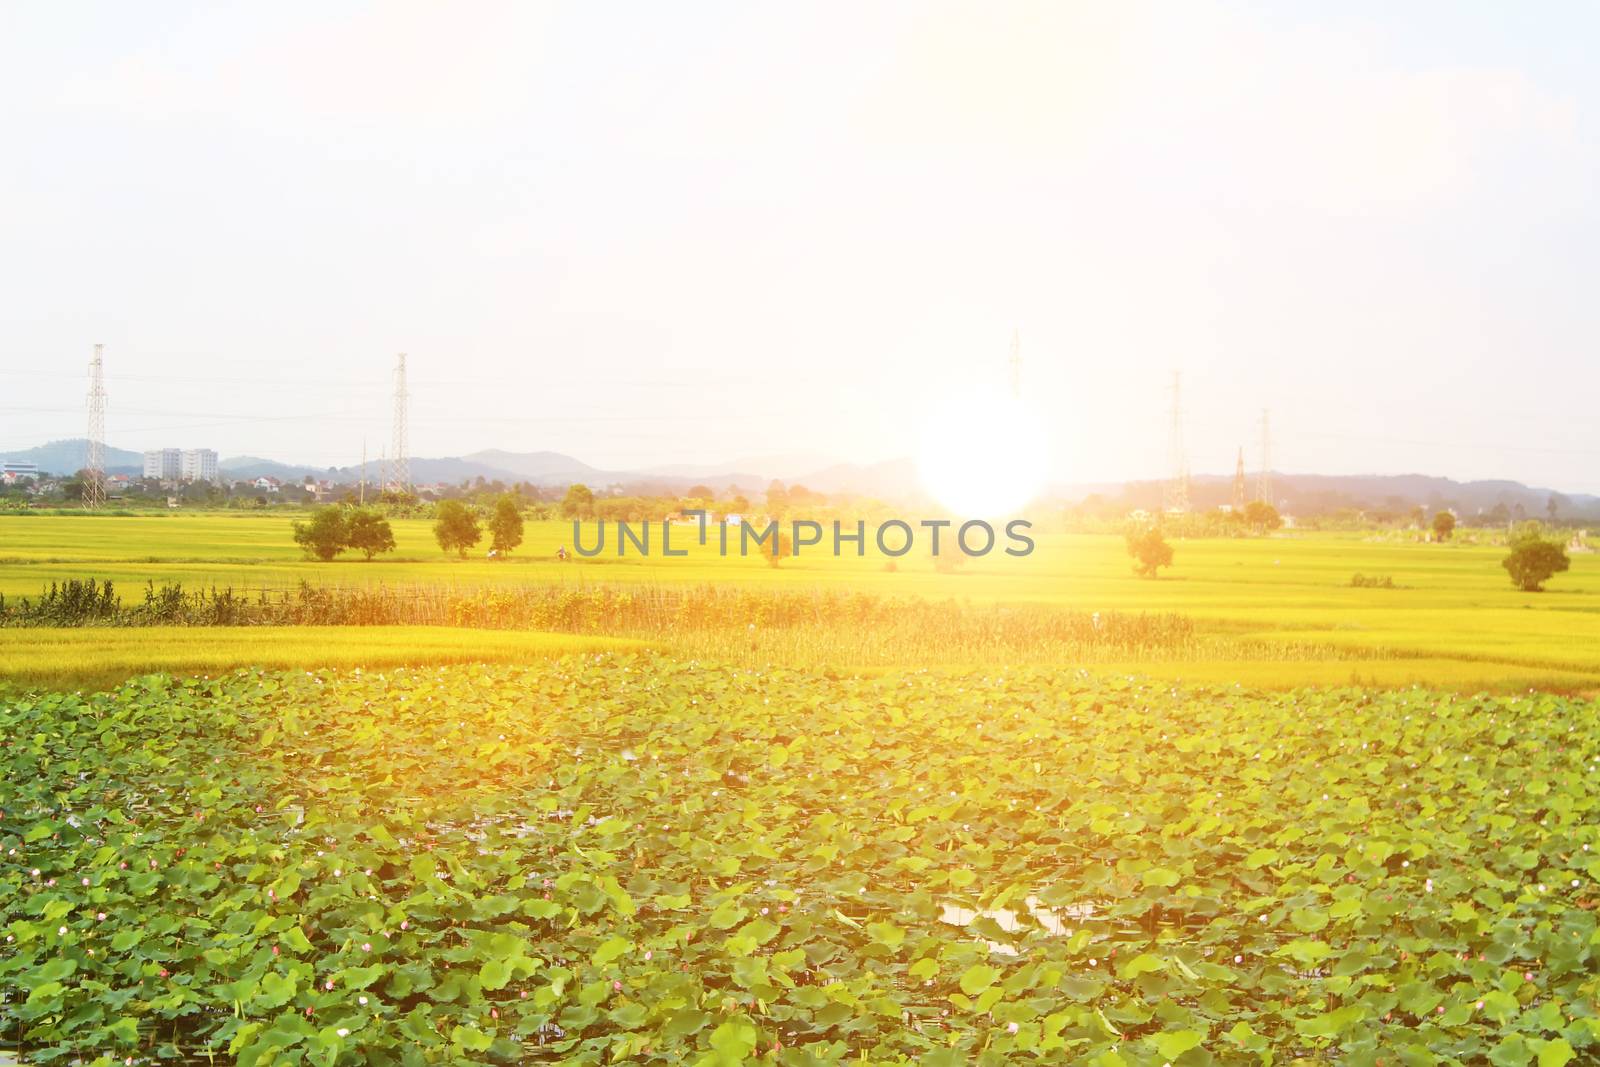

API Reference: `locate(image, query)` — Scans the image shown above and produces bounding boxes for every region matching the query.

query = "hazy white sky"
[3,1,1599,489]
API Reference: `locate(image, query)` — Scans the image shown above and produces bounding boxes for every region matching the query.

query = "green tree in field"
[489,494,524,555]
[434,499,482,558]
[292,506,349,561]
[1125,525,1173,578]
[345,508,396,561]
[1502,529,1569,592]
[764,528,793,568]
[560,483,594,519]
[1243,500,1282,535]
[1431,510,1456,542]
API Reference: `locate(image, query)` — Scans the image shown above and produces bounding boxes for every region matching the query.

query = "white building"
[144,447,218,483]
[180,448,219,483]
[2,461,39,485]
[143,448,181,480]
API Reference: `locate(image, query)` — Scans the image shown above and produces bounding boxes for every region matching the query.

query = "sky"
[3,1,1599,491]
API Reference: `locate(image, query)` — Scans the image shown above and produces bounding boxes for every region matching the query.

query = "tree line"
[290,496,526,561]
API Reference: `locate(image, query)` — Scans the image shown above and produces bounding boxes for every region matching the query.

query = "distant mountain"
[459,450,613,484]
[1,438,143,475]
[9,437,1600,516]
[1067,472,1600,518]
[644,452,838,484]
[791,457,921,499]
[220,456,329,481]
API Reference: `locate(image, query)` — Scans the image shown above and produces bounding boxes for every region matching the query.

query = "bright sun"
[916,386,1051,518]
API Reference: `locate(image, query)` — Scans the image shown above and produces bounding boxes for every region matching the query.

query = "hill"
[1085,472,1600,519]
[8,438,1599,518]
[1,439,143,475]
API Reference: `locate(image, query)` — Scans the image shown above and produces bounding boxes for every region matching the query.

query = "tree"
[489,494,524,555]
[1502,531,1569,592]
[686,484,715,501]
[345,508,396,561]
[1242,500,1282,534]
[766,480,789,515]
[560,483,594,519]
[763,528,793,568]
[292,506,349,561]
[1125,525,1173,578]
[1431,511,1456,542]
[434,499,482,558]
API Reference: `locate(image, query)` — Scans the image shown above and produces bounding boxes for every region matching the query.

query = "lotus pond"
[2,656,1599,1065]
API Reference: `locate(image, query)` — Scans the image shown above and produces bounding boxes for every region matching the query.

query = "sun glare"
[916,386,1051,518]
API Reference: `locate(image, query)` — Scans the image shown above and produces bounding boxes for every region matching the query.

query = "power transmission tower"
[1232,446,1247,512]
[1163,371,1190,514]
[1008,329,1021,399]
[1256,408,1273,505]
[84,344,107,510]
[389,353,409,492]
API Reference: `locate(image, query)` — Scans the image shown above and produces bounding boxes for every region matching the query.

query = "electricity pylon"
[389,353,409,492]
[1257,408,1273,505]
[84,344,107,510]
[1163,371,1190,514]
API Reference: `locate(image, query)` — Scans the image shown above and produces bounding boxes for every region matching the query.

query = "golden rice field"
[1,512,1597,691]
[0,626,640,690]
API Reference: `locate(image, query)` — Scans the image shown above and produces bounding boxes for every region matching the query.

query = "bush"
[1350,573,1396,589]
